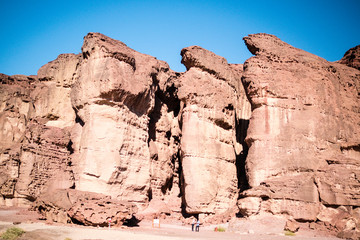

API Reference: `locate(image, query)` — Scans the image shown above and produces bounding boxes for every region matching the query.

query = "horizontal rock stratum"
[0,32,359,239]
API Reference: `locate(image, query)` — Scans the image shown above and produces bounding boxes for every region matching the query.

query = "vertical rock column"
[242,33,360,188]
[239,33,360,222]
[178,46,251,215]
[70,33,175,207]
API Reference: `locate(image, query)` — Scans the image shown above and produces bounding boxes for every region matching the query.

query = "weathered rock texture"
[0,74,75,207]
[338,45,360,71]
[0,32,359,238]
[69,33,176,206]
[239,33,360,238]
[33,189,137,226]
[178,46,251,215]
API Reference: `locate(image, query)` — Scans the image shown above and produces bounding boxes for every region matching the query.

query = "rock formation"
[0,32,359,239]
[0,73,75,206]
[177,46,251,216]
[338,45,360,70]
[239,33,360,238]
[32,189,137,226]
[69,33,176,206]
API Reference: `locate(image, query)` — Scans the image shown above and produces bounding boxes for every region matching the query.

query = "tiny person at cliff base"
[196,219,200,232]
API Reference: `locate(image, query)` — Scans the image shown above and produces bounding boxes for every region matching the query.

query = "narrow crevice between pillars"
[235,114,250,193]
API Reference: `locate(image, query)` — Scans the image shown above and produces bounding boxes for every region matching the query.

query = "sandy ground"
[0,208,341,240]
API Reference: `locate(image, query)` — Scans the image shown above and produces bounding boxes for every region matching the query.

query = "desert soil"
[0,208,340,240]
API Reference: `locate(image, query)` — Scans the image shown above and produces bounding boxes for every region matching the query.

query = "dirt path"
[0,208,340,240]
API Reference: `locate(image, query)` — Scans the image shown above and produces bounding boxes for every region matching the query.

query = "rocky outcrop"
[0,74,74,206]
[0,32,359,238]
[337,45,360,70]
[69,33,176,207]
[177,46,251,215]
[0,33,183,225]
[239,33,360,237]
[33,189,137,226]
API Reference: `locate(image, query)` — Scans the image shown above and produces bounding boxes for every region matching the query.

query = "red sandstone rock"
[69,33,177,208]
[337,45,360,70]
[239,33,360,238]
[0,32,359,239]
[0,74,74,206]
[284,218,300,233]
[242,33,359,190]
[178,46,250,215]
[33,189,137,226]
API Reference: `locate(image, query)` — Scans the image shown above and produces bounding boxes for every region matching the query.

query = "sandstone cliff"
[178,46,251,216]
[239,34,360,238]
[0,32,359,238]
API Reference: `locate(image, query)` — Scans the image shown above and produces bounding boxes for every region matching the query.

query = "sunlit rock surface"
[178,46,251,214]
[239,33,360,238]
[0,32,359,238]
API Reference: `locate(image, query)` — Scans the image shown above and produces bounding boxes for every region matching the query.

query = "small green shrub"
[0,227,25,240]
[284,230,296,236]
[216,226,226,232]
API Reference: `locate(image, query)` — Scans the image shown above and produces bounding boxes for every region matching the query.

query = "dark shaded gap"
[66,140,74,154]
[165,130,171,140]
[340,144,360,152]
[147,95,162,144]
[147,73,183,208]
[147,188,153,201]
[177,149,184,199]
[74,108,85,126]
[155,82,181,117]
[99,89,152,117]
[25,195,36,202]
[161,175,174,194]
[147,79,180,145]
[123,216,140,227]
[70,217,85,226]
[158,152,179,195]
[235,114,250,192]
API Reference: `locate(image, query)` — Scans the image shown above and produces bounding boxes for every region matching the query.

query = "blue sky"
[1,0,359,75]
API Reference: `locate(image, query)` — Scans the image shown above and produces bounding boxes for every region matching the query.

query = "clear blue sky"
[1,0,359,75]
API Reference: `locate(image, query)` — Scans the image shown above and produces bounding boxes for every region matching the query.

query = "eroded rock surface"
[337,45,360,70]
[0,32,359,239]
[239,33,360,238]
[178,46,251,215]
[70,33,176,207]
[0,74,74,206]
[33,189,137,226]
